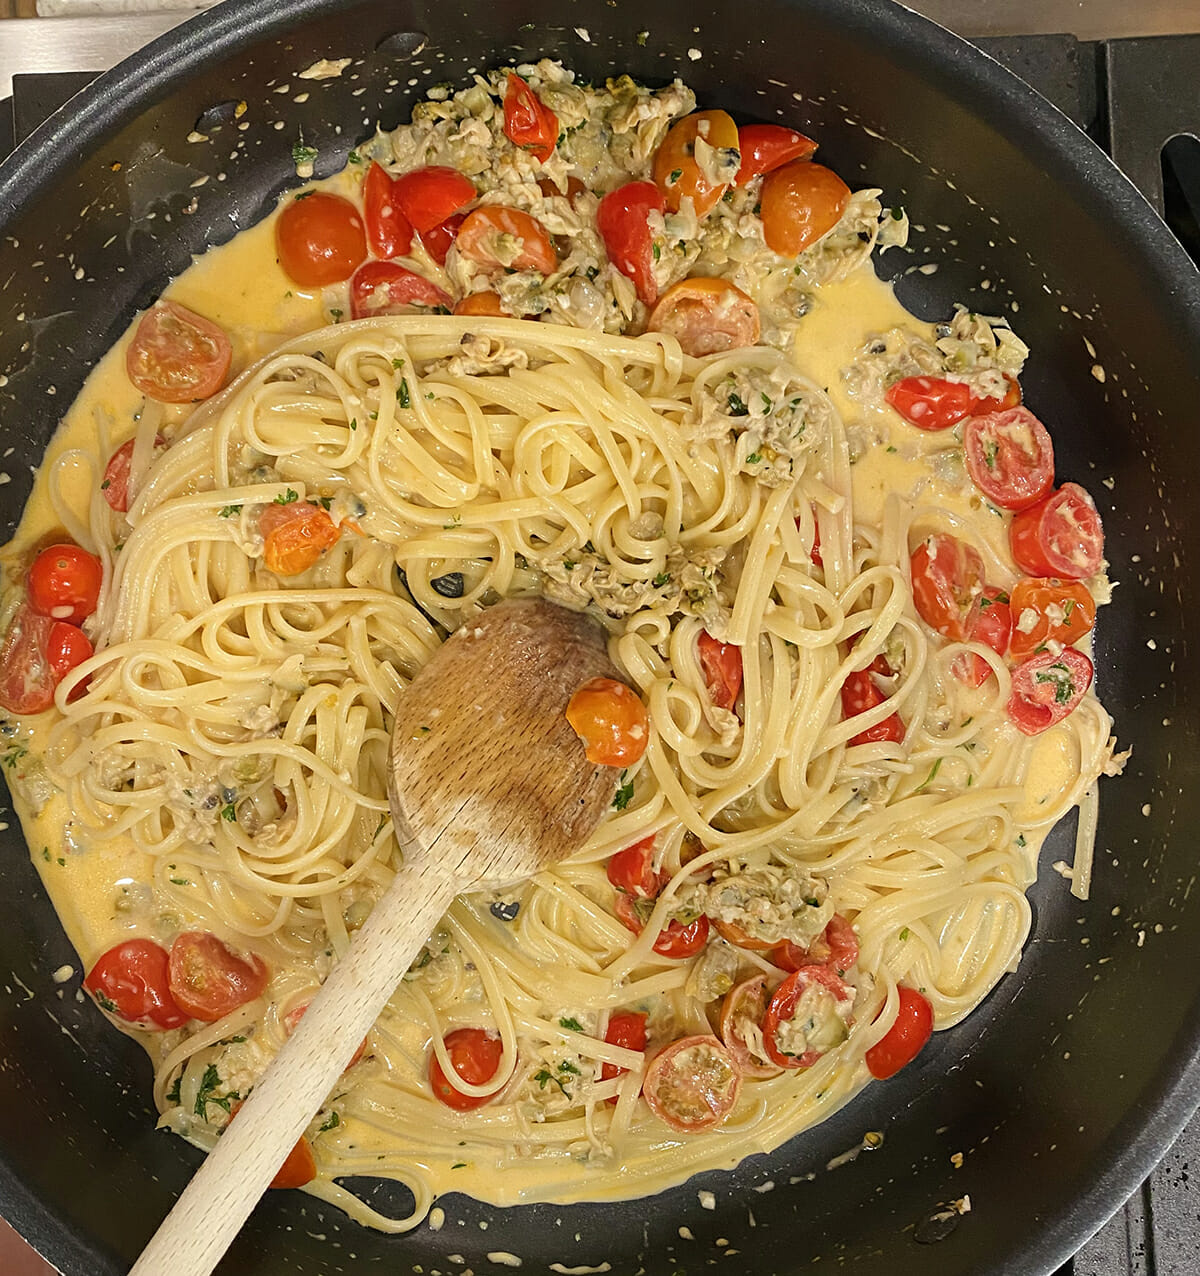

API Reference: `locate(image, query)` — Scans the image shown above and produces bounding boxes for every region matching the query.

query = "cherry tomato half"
[349,261,452,320]
[126,301,232,404]
[607,835,662,899]
[429,1026,503,1111]
[697,630,743,712]
[1007,646,1094,736]
[420,212,467,266]
[653,110,740,217]
[735,123,817,186]
[865,985,934,1079]
[0,603,56,715]
[456,207,557,275]
[101,435,165,513]
[566,676,649,767]
[762,965,854,1069]
[27,544,102,625]
[503,74,558,163]
[1009,483,1105,580]
[641,1035,742,1132]
[963,405,1055,511]
[596,181,665,307]
[760,160,850,257]
[600,1010,648,1093]
[392,166,476,235]
[168,932,269,1023]
[910,532,984,643]
[840,664,904,746]
[45,622,92,699]
[613,890,711,959]
[647,278,761,358]
[719,975,783,1079]
[1007,577,1096,662]
[885,376,975,431]
[362,161,414,259]
[769,913,859,975]
[955,585,1012,688]
[84,939,188,1030]
[260,501,341,577]
[453,291,508,317]
[275,192,367,287]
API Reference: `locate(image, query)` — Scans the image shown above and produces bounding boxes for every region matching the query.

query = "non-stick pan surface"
[1,2,1198,1273]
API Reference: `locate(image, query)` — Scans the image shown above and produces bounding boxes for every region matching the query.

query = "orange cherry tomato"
[429,1026,503,1111]
[596,181,665,307]
[1007,578,1096,661]
[565,676,649,767]
[27,543,102,624]
[392,166,476,235]
[362,161,413,259]
[719,974,782,1079]
[910,532,985,642]
[84,939,188,1030]
[275,192,367,287]
[865,986,934,1080]
[760,160,850,257]
[453,291,508,317]
[599,1010,648,1097]
[653,109,740,216]
[696,630,743,711]
[349,261,452,319]
[503,74,558,163]
[642,1035,741,1132]
[456,206,557,275]
[647,277,761,358]
[735,123,817,186]
[260,501,341,577]
[168,932,269,1023]
[126,301,232,403]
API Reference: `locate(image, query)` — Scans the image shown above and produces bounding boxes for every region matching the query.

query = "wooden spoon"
[130,597,620,1276]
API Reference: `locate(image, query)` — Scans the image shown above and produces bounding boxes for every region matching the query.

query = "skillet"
[1,1,1199,1272]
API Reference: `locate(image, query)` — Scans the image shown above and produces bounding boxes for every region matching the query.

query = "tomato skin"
[963,406,1055,511]
[349,261,452,319]
[762,964,854,1069]
[275,192,367,287]
[600,1010,648,1092]
[420,212,467,266]
[653,110,740,216]
[126,301,232,403]
[760,161,850,257]
[429,1027,503,1111]
[392,166,476,235]
[0,603,56,715]
[503,74,558,163]
[362,161,414,259]
[865,986,933,1080]
[453,291,507,317]
[956,585,1012,687]
[45,622,92,699]
[735,123,817,186]
[885,376,974,431]
[1010,483,1104,580]
[767,913,859,974]
[910,532,985,642]
[269,1134,317,1190]
[647,278,761,358]
[719,975,782,1079]
[27,544,102,625]
[642,1034,742,1132]
[102,436,165,513]
[1007,646,1094,736]
[168,932,269,1023]
[456,206,557,275]
[260,501,341,577]
[697,631,743,712]
[607,835,662,899]
[840,668,904,746]
[566,676,649,767]
[1007,577,1096,661]
[84,939,188,1030]
[613,890,710,959]
[596,181,666,307]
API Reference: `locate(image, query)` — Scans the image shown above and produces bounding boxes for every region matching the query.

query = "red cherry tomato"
[453,290,508,317]
[1007,577,1096,661]
[1007,647,1094,736]
[349,261,452,319]
[865,986,934,1079]
[647,278,761,359]
[456,206,557,275]
[168,932,269,1023]
[428,1026,503,1111]
[284,997,367,1069]
[392,166,476,235]
[963,406,1055,511]
[362,161,414,259]
[840,667,904,746]
[420,212,466,266]
[641,1035,742,1132]
[607,835,662,899]
[762,965,854,1069]
[697,631,743,712]
[821,913,860,975]
[956,585,1012,687]
[45,622,92,699]
[884,376,975,431]
[910,532,985,642]
[27,544,102,625]
[613,890,710,959]
[1010,483,1104,580]
[84,939,188,1030]
[653,110,740,217]
[600,1010,648,1093]
[719,975,782,1079]
[0,603,56,715]
[735,123,817,186]
[101,435,166,513]
[126,301,232,403]
[260,501,341,577]
[275,192,367,287]
[760,161,850,257]
[503,74,558,163]
[566,676,649,767]
[596,181,665,308]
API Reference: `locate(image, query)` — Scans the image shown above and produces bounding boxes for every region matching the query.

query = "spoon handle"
[129,863,459,1276]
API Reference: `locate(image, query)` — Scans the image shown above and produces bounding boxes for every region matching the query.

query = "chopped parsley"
[397,378,412,408]
[982,438,999,470]
[652,242,661,261]
[220,803,237,822]
[217,504,242,518]
[668,168,683,185]
[2,743,27,769]
[912,758,942,793]
[274,489,299,505]
[1062,599,1076,622]
[652,571,671,588]
[349,417,357,432]
[746,451,762,465]
[318,1111,341,1133]
[585,264,600,281]
[635,29,649,45]
[347,149,363,164]
[1016,833,1027,847]
[194,1064,239,1120]
[1034,662,1076,704]
[558,1016,584,1033]
[292,142,318,166]
[534,1068,570,1096]
[94,991,118,1014]
[166,1075,182,1106]
[612,772,635,810]
[727,391,749,417]
[899,927,911,941]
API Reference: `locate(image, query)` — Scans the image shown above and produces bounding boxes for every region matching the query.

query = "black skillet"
[1,1,1199,1273]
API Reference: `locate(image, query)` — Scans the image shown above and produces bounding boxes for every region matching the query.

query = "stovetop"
[1,10,1199,1276]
